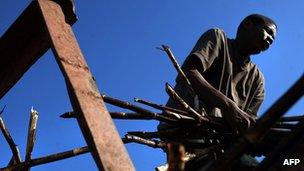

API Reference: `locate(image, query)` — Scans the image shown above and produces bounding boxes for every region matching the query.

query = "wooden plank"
[0,1,49,99]
[36,0,134,170]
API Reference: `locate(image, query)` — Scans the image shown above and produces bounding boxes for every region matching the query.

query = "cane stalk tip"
[165,82,172,89]
[156,47,164,51]
[60,112,71,119]
[124,134,131,138]
[161,44,168,48]
[165,83,170,91]
[30,106,38,115]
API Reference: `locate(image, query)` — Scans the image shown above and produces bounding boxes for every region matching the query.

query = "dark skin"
[185,20,277,134]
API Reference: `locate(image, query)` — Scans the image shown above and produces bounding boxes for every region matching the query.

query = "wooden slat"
[0,1,49,99]
[36,0,134,170]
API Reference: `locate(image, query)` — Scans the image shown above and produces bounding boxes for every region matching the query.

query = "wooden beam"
[0,1,49,99]
[207,73,304,171]
[36,0,134,170]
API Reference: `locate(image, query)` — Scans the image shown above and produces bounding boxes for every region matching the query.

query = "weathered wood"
[207,73,304,171]
[60,111,138,119]
[258,117,304,170]
[24,108,39,171]
[0,1,50,99]
[60,111,151,120]
[36,0,134,170]
[165,83,207,122]
[124,134,167,149]
[160,45,193,93]
[0,116,22,165]
[102,94,177,123]
[167,143,186,171]
[160,45,204,113]
[279,115,304,122]
[134,97,189,115]
[273,122,297,130]
[0,146,89,171]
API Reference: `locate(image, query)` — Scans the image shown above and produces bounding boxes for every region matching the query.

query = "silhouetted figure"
[158,14,277,171]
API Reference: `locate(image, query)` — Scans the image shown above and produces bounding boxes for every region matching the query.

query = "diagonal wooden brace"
[0,0,134,170]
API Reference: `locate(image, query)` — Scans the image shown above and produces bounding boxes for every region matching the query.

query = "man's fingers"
[245,118,250,128]
[236,113,251,129]
[249,117,256,123]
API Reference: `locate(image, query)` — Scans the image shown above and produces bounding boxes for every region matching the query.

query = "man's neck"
[232,39,251,66]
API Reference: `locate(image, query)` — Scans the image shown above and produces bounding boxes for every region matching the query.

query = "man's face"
[246,22,277,55]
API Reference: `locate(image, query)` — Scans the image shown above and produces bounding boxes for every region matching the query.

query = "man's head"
[236,14,277,55]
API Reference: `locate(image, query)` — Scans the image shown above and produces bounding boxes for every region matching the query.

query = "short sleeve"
[183,28,224,73]
[246,76,265,117]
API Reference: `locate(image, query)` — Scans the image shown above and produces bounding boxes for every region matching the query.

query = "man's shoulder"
[198,28,229,46]
[203,28,227,38]
[249,62,265,82]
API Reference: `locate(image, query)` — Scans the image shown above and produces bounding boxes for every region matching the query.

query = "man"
[158,14,277,170]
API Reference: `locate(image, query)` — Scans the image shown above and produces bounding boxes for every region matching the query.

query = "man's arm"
[185,56,255,133]
[246,79,265,117]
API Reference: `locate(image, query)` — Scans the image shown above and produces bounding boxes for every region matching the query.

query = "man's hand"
[223,100,256,134]
[186,68,257,134]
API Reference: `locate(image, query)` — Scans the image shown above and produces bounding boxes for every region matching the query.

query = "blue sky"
[0,1,303,170]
